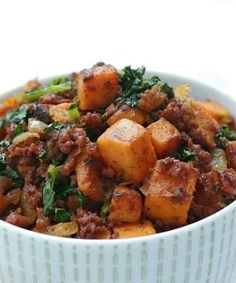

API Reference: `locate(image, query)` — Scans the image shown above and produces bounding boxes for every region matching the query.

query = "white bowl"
[0,72,236,283]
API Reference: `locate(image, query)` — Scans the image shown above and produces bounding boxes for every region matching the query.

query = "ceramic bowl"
[0,72,235,283]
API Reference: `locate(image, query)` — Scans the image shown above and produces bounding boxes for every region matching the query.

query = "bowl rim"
[0,71,235,245]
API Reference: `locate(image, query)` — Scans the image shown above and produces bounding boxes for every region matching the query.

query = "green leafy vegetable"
[216,124,236,148]
[0,140,10,150]
[100,198,110,219]
[68,104,80,120]
[54,208,71,222]
[5,104,29,124]
[0,120,5,129]
[116,66,174,107]
[0,168,23,188]
[0,153,7,164]
[175,146,195,162]
[24,80,72,102]
[44,122,66,136]
[43,180,55,216]
[43,165,87,220]
[48,77,72,87]
[14,124,24,137]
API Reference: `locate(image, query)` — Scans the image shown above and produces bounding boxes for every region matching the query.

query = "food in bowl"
[0,63,235,240]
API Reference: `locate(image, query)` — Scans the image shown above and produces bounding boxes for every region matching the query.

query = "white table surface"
[0,0,235,97]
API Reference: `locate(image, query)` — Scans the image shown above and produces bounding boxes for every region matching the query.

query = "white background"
[0,0,235,96]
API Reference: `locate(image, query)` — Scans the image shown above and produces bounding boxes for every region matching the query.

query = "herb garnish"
[43,165,87,222]
[116,66,174,107]
[216,124,236,148]
[175,146,196,162]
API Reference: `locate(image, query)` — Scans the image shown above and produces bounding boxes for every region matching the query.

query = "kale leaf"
[175,146,196,162]
[43,165,87,222]
[216,124,236,148]
[116,66,174,107]
[54,208,71,222]
[5,104,29,124]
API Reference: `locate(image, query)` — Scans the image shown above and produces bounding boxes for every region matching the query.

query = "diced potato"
[147,118,181,158]
[114,220,156,239]
[97,119,156,183]
[226,141,236,170]
[107,105,146,126]
[108,185,143,222]
[142,158,198,226]
[77,64,119,110]
[76,153,104,202]
[211,148,227,171]
[47,222,78,237]
[195,101,233,125]
[49,103,72,122]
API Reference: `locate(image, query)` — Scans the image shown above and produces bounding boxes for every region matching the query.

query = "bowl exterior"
[0,73,236,283]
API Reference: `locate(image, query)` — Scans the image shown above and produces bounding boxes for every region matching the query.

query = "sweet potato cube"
[114,220,156,238]
[107,105,146,126]
[108,185,143,222]
[142,158,198,226]
[76,153,104,202]
[77,64,119,110]
[195,101,233,125]
[97,119,156,183]
[147,118,181,158]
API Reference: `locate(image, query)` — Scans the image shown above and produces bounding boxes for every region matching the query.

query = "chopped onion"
[47,222,79,237]
[28,118,47,134]
[13,131,40,145]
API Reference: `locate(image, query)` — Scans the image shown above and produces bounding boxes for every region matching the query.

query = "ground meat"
[9,137,45,158]
[47,125,87,156]
[5,208,31,228]
[75,209,109,239]
[29,103,52,124]
[226,141,236,170]
[22,183,42,209]
[33,208,51,233]
[85,142,102,160]
[138,87,168,113]
[83,112,106,137]
[182,133,212,172]
[190,172,225,219]
[218,169,236,198]
[161,99,218,149]
[39,94,71,105]
[4,123,18,139]
[17,156,37,184]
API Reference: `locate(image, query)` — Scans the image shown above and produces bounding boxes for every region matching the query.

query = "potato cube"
[97,119,156,183]
[107,105,146,126]
[108,185,143,222]
[77,64,119,110]
[114,220,156,238]
[142,158,198,226]
[195,101,233,125]
[147,118,181,158]
[76,153,104,202]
